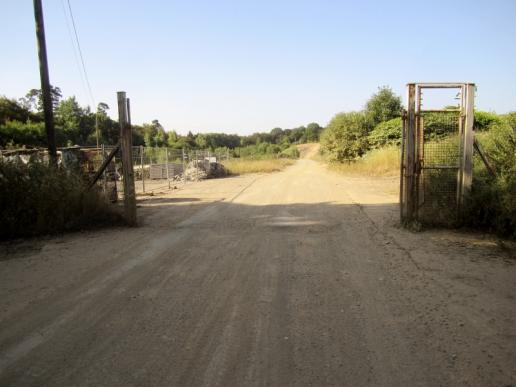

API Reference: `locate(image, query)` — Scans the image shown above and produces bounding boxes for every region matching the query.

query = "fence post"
[140,145,145,193]
[459,83,475,211]
[101,143,107,193]
[182,148,186,184]
[403,83,417,223]
[117,91,136,226]
[166,147,170,189]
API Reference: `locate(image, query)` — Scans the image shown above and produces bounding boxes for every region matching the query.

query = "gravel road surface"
[1,150,515,386]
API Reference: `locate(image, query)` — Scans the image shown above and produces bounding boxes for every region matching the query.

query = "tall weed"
[0,160,123,239]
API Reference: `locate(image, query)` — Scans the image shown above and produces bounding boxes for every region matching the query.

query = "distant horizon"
[1,1,515,135]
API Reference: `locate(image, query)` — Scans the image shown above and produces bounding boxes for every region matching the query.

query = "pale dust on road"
[0,146,515,387]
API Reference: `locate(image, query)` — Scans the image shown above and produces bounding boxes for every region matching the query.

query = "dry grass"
[222,158,295,175]
[0,161,124,240]
[329,145,400,176]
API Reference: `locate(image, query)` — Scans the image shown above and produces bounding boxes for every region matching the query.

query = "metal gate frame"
[400,82,475,225]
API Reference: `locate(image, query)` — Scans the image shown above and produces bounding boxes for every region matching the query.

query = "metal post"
[182,148,186,184]
[166,147,170,189]
[140,145,145,193]
[117,91,136,226]
[459,83,475,210]
[404,83,417,223]
[399,111,406,221]
[101,143,107,193]
[33,0,57,165]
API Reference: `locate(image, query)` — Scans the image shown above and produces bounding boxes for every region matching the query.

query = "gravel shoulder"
[0,154,514,386]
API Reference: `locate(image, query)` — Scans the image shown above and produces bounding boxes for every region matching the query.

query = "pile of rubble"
[184,160,227,181]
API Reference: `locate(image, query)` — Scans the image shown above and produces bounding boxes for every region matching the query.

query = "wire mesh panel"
[418,111,461,225]
[126,146,231,196]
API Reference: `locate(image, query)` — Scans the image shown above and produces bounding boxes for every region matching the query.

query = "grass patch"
[328,145,400,176]
[222,158,295,175]
[0,160,124,240]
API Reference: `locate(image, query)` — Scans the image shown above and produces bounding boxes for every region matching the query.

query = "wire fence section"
[92,146,231,198]
[418,111,461,225]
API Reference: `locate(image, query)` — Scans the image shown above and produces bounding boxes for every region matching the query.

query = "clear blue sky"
[1,0,515,134]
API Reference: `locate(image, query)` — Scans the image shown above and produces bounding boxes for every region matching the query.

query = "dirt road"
[1,151,515,386]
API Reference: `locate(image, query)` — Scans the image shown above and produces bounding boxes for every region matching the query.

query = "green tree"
[269,127,283,144]
[185,131,196,149]
[365,86,402,127]
[55,96,93,145]
[19,86,62,113]
[167,130,180,148]
[195,133,207,148]
[0,97,32,125]
[320,112,372,161]
[152,120,167,146]
[305,122,322,142]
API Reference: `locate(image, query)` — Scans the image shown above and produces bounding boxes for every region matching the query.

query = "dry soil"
[0,146,515,386]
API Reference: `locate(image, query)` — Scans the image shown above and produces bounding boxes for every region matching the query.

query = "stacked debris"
[184,159,227,181]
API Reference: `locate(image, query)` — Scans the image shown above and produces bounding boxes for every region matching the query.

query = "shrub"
[0,160,123,239]
[0,120,46,148]
[474,111,501,131]
[279,145,300,159]
[320,112,372,162]
[464,112,516,238]
[368,117,403,148]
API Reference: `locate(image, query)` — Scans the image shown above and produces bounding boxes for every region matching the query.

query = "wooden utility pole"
[117,92,136,226]
[33,0,57,164]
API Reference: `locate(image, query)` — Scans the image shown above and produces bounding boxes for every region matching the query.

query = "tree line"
[0,88,322,156]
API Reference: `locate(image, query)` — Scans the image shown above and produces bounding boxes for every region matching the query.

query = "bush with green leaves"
[279,145,300,159]
[320,112,372,162]
[474,111,501,131]
[0,120,46,148]
[368,117,403,148]
[464,112,516,238]
[0,160,123,239]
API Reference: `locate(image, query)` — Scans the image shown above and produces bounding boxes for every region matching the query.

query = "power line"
[60,0,89,102]
[65,0,96,107]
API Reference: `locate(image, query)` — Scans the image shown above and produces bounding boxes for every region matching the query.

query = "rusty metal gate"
[400,83,475,226]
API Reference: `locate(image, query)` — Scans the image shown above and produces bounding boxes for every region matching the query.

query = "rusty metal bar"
[88,142,120,189]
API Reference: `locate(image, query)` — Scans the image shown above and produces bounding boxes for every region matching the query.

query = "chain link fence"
[417,112,462,225]
[90,146,231,200]
[1,146,231,202]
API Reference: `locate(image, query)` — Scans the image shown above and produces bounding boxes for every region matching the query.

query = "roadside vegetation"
[328,146,399,176]
[222,144,299,174]
[0,160,123,240]
[320,86,515,238]
[222,158,295,175]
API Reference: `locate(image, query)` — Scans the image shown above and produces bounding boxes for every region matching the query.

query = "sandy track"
[0,154,515,386]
